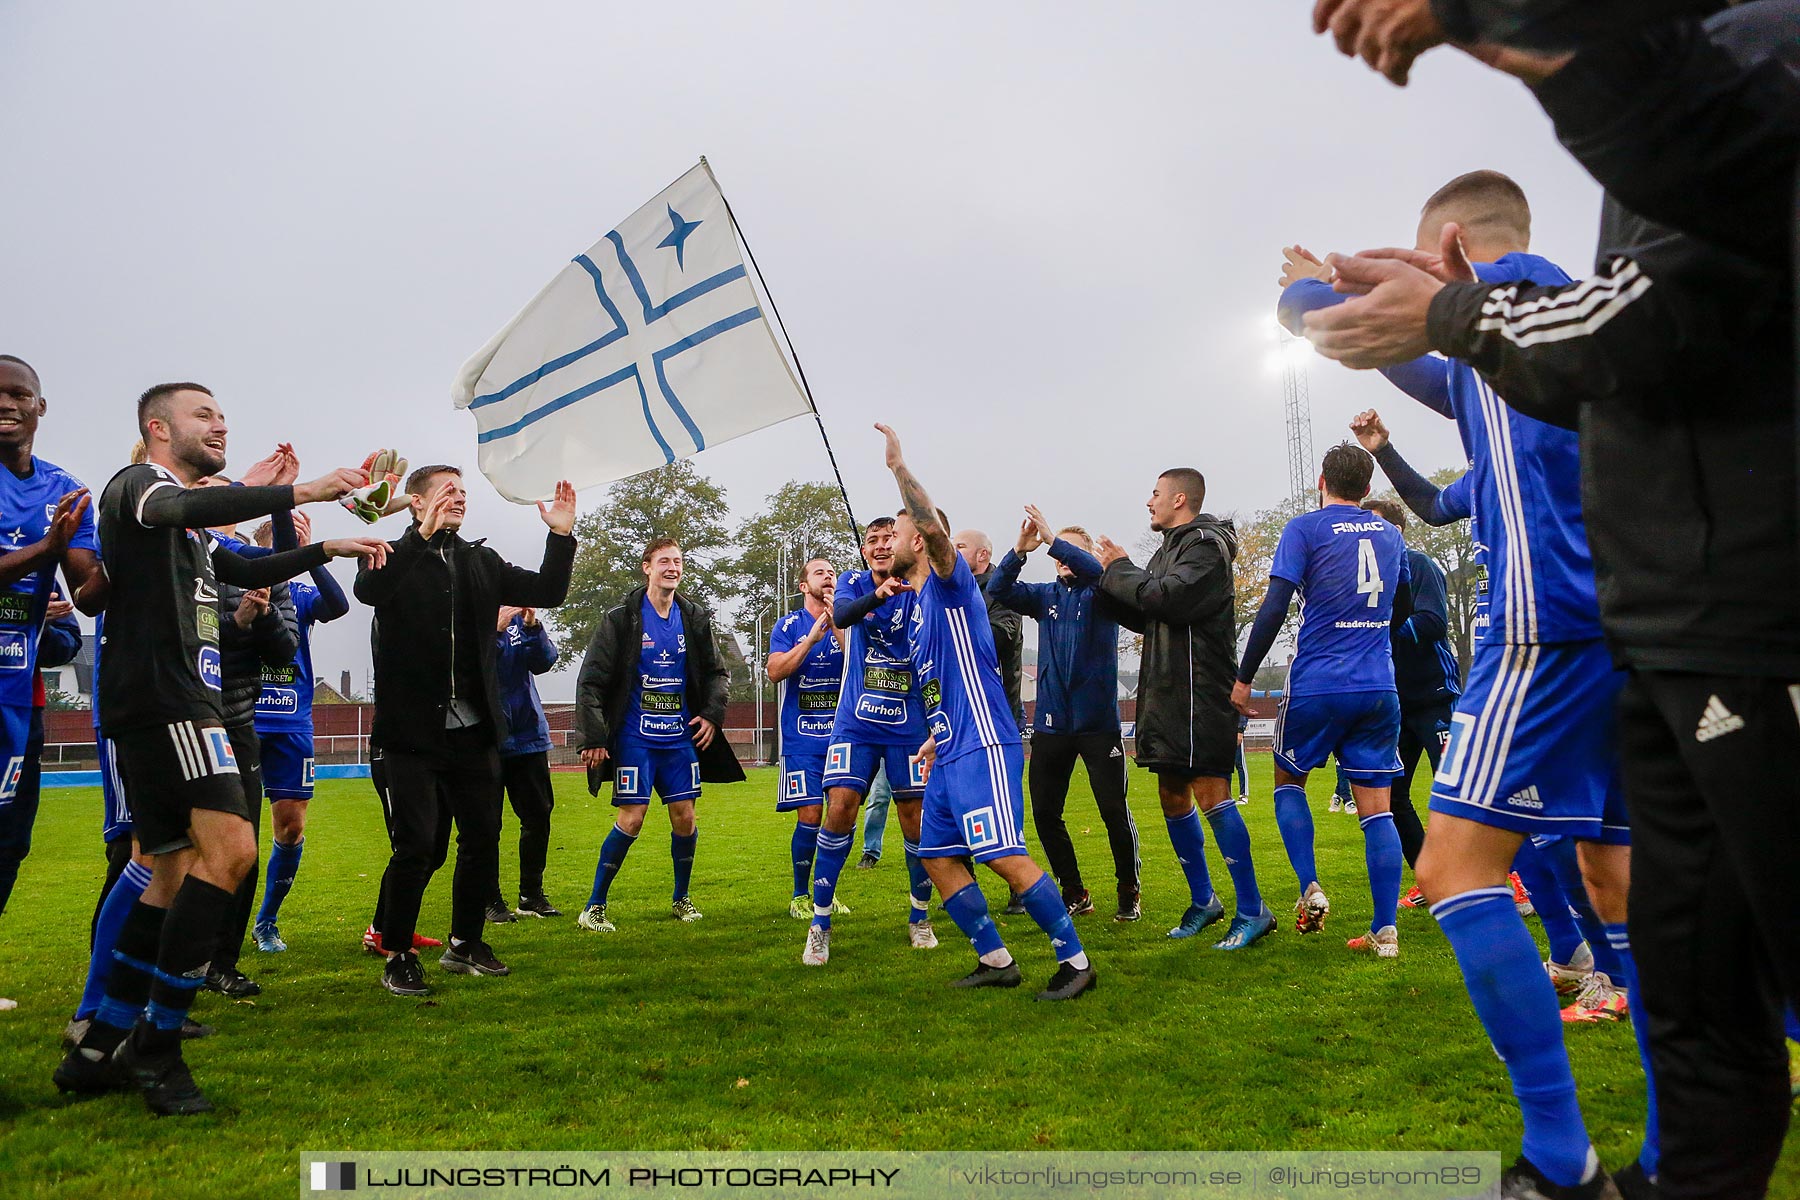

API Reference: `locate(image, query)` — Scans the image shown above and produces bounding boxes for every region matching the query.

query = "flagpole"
[704,157,864,558]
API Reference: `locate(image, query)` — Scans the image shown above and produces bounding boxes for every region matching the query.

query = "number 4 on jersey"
[1357,538,1383,608]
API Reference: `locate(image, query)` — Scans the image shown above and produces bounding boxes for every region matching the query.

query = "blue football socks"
[1273,784,1318,891]
[256,837,303,927]
[1434,887,1594,1188]
[587,824,637,908]
[903,839,932,924]
[1204,801,1265,917]
[809,829,854,929]
[942,883,1008,962]
[1359,810,1402,932]
[77,860,151,1022]
[1018,874,1087,967]
[670,831,697,901]
[1605,922,1660,1178]
[1164,806,1216,907]
[1513,840,1583,964]
[790,821,820,898]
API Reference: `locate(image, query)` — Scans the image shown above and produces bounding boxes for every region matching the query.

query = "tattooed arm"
[877,423,956,579]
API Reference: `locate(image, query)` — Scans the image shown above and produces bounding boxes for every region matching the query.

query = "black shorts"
[110,719,251,855]
[1400,699,1455,753]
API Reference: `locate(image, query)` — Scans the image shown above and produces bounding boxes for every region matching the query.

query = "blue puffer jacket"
[496,614,558,757]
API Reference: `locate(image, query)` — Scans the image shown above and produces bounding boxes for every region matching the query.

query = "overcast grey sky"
[1,2,1602,702]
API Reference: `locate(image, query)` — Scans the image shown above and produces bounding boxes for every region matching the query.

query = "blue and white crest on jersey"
[962,806,999,850]
[616,765,642,794]
[826,742,851,774]
[0,755,23,799]
[784,770,806,800]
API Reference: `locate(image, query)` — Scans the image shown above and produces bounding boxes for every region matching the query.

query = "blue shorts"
[917,742,1028,864]
[1429,640,1629,845]
[823,740,926,799]
[776,752,827,811]
[98,734,133,843]
[613,741,700,806]
[1274,690,1402,785]
[260,729,315,801]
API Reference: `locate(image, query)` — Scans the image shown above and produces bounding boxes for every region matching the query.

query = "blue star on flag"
[657,205,702,270]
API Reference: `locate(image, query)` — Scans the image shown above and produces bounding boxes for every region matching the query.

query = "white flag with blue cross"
[453,161,809,502]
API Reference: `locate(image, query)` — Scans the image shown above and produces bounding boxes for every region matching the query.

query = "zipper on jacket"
[440,536,456,702]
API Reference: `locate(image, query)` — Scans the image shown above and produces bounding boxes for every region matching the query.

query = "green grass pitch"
[1,756,1792,1197]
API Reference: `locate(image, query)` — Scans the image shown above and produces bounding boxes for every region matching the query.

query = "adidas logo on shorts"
[1504,785,1543,811]
[1695,695,1745,743]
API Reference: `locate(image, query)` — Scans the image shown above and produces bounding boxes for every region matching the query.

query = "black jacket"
[1418,0,1800,680]
[218,579,298,729]
[574,586,744,791]
[1097,514,1240,771]
[1513,4,1799,271]
[974,568,1024,724]
[355,525,575,755]
[1430,1,1723,49]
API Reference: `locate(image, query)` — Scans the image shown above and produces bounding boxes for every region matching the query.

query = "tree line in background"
[548,461,1476,705]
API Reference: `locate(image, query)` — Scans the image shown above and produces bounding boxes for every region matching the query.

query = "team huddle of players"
[0,166,1656,1198]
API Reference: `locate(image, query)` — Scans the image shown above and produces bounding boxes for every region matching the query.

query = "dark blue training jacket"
[496,614,558,757]
[986,538,1120,736]
[1392,548,1460,709]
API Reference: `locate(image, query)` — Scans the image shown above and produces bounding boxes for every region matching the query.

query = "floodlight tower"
[1278,325,1315,512]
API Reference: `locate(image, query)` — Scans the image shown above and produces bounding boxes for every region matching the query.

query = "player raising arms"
[878,424,1095,1001]
[766,557,847,918]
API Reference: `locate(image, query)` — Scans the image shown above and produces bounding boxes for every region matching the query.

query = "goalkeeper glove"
[340,449,409,524]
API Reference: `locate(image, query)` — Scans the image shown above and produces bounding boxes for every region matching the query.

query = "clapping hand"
[1279,245,1334,289]
[234,587,271,629]
[1015,516,1042,556]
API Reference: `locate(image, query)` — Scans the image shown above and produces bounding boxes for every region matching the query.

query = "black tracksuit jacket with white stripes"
[1427,204,1798,678]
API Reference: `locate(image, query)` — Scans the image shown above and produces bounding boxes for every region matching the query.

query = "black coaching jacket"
[1427,1,1800,679]
[1097,514,1241,772]
[574,586,744,792]
[355,525,575,756]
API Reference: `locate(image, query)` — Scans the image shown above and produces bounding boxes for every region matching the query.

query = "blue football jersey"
[770,606,844,756]
[1272,504,1409,697]
[622,596,688,745]
[911,556,1021,764]
[255,580,318,734]
[1443,253,1602,646]
[1281,255,1601,647]
[0,458,97,708]
[829,570,926,747]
